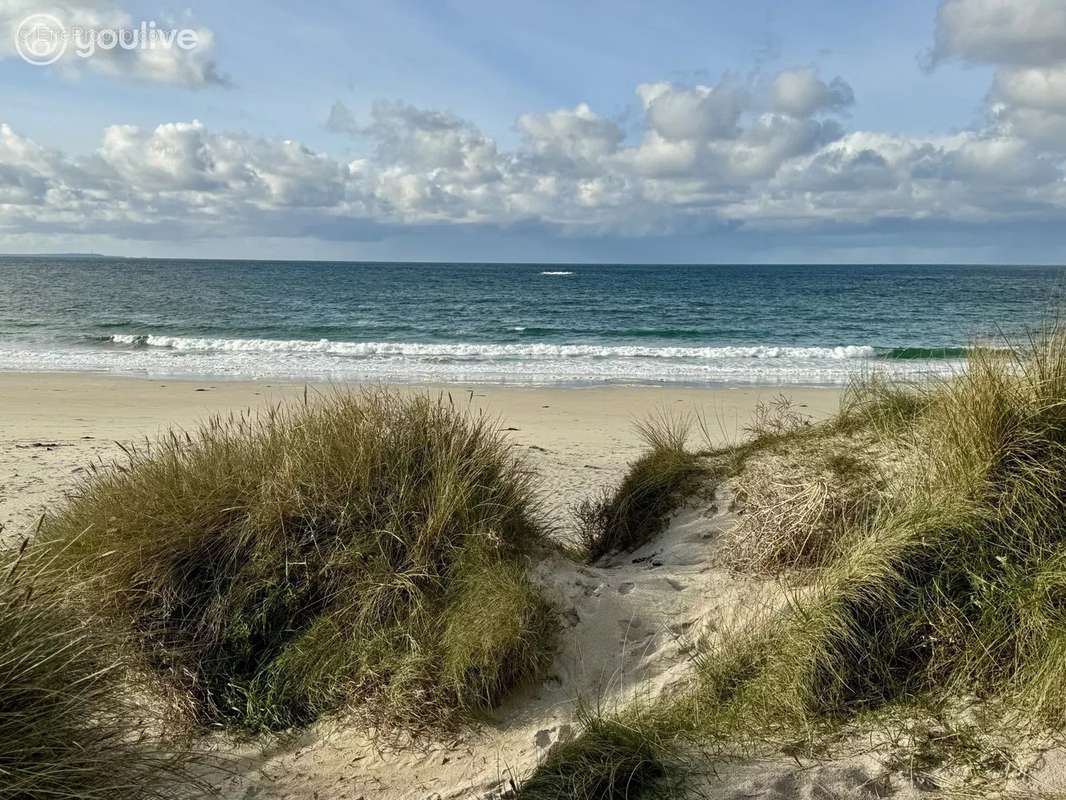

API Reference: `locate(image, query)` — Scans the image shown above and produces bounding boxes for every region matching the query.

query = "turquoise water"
[1,258,1063,385]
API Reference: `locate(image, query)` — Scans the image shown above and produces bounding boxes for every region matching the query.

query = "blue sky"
[0,0,1063,262]
[4,1,991,150]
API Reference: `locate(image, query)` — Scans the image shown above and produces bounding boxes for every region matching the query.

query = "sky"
[0,0,1065,263]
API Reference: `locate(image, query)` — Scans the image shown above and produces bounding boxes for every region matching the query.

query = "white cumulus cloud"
[0,55,1064,250]
[930,0,1066,67]
[928,0,1066,150]
[770,69,855,117]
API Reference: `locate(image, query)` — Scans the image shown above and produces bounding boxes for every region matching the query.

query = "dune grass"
[30,389,556,732]
[0,539,193,800]
[686,331,1066,729]
[512,708,686,800]
[766,330,1066,721]
[574,413,705,562]
[726,438,882,574]
[518,326,1066,797]
[835,372,930,436]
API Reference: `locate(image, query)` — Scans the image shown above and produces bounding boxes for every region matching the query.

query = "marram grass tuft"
[32,389,557,732]
[574,412,705,562]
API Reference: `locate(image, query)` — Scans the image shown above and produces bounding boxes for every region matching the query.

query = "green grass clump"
[0,542,192,800]
[575,414,705,562]
[513,710,686,800]
[32,389,556,732]
[836,373,929,435]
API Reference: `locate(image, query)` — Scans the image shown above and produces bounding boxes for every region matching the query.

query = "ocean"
[1,258,1063,386]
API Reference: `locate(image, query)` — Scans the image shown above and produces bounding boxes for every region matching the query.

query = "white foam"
[540,271,574,276]
[105,334,877,362]
[0,334,962,386]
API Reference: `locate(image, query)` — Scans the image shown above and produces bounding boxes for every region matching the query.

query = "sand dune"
[6,372,1011,798]
[209,492,784,798]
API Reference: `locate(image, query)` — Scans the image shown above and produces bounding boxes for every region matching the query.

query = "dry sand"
[13,372,1035,798]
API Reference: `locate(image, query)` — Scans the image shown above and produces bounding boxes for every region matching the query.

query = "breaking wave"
[875,346,972,360]
[106,334,880,361]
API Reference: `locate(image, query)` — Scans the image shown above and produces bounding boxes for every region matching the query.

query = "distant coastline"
[0,252,116,259]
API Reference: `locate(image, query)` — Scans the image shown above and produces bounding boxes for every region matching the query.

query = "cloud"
[936,135,1058,185]
[362,102,502,184]
[516,103,624,165]
[97,121,348,205]
[770,69,854,117]
[993,66,1066,112]
[1,57,1065,250]
[637,79,747,140]
[621,72,849,186]
[776,148,895,194]
[991,103,1066,148]
[929,0,1066,67]
[0,0,225,87]
[925,0,1066,151]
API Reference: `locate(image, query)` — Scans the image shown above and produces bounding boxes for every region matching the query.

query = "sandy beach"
[0,371,851,798]
[0,372,842,541]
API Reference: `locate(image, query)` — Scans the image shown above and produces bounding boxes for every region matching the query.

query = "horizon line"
[2,254,1065,268]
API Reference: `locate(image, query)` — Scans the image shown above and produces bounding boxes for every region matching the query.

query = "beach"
[0,371,842,539]
[12,368,1066,798]
[0,372,846,797]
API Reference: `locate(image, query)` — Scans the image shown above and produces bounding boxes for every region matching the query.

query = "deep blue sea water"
[1,258,1064,385]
